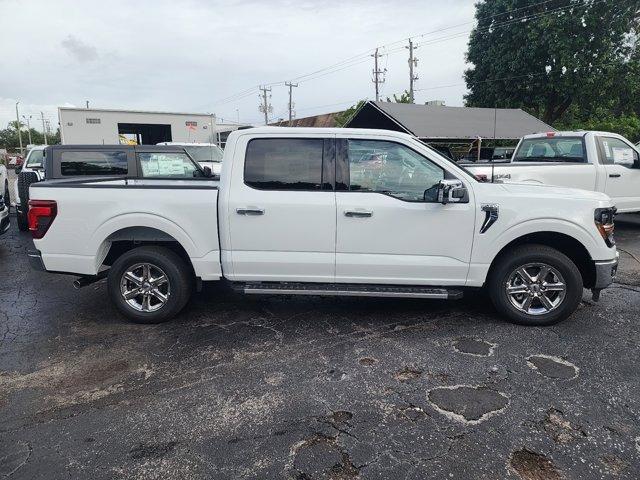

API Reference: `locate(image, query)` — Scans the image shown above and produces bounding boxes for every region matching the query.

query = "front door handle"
[609,173,622,178]
[236,208,265,216]
[344,210,373,218]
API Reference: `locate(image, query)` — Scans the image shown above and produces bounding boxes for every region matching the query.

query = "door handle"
[344,210,373,218]
[236,208,265,216]
[609,173,622,178]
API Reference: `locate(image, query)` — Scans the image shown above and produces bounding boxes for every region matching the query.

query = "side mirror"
[15,165,22,174]
[435,179,468,204]
[202,166,213,178]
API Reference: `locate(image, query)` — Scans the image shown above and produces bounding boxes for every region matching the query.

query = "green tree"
[334,100,366,127]
[0,121,60,150]
[464,0,639,124]
[385,90,412,103]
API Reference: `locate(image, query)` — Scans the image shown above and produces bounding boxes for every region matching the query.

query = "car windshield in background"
[184,145,223,163]
[513,137,586,163]
[26,149,44,168]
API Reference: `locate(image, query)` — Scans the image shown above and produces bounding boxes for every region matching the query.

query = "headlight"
[595,207,616,247]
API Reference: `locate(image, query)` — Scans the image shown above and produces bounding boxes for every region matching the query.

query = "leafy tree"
[464,0,639,124]
[334,100,366,127]
[0,121,60,150]
[385,90,412,103]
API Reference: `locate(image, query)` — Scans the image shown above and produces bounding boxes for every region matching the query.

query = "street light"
[22,115,33,145]
[15,102,23,154]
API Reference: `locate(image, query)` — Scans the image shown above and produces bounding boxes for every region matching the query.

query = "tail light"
[595,207,616,247]
[28,200,57,239]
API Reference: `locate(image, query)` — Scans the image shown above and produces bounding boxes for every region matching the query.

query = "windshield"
[514,137,586,163]
[183,145,223,163]
[26,149,44,168]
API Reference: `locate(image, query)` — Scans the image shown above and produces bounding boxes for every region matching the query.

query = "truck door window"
[513,138,586,163]
[60,151,128,175]
[347,140,444,202]
[138,152,201,178]
[597,137,639,168]
[244,138,324,190]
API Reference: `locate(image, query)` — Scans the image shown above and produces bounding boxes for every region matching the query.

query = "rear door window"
[244,138,324,190]
[138,152,202,178]
[60,151,128,175]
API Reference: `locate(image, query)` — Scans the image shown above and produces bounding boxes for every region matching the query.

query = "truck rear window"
[61,151,128,176]
[513,137,586,163]
[244,138,323,190]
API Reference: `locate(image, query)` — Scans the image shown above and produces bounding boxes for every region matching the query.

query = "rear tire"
[17,172,38,231]
[107,246,193,323]
[488,244,583,326]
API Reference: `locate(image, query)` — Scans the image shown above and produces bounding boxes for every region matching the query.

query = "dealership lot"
[0,216,639,479]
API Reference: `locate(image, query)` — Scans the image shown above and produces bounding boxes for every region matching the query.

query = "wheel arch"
[487,231,596,288]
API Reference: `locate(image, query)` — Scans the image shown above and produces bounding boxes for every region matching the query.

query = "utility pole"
[258,86,272,125]
[40,111,48,145]
[371,48,386,102]
[285,82,298,126]
[15,102,23,154]
[86,100,90,109]
[22,115,33,144]
[406,39,419,103]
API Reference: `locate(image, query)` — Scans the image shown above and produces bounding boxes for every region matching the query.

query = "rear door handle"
[344,210,373,218]
[609,173,622,178]
[236,208,265,216]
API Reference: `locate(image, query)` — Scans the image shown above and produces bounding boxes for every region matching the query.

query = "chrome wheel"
[506,263,566,316]
[120,263,170,312]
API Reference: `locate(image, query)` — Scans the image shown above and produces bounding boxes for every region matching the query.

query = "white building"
[58,107,242,146]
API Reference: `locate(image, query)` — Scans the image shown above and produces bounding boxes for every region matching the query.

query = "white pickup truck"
[26,128,618,326]
[463,131,640,213]
[0,162,9,235]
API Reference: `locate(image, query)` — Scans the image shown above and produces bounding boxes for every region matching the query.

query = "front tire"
[107,246,193,323]
[488,244,583,326]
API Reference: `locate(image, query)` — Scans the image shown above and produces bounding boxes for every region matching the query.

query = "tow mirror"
[202,166,213,177]
[435,179,468,205]
[15,165,22,174]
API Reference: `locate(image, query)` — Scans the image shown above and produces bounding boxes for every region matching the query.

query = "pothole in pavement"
[0,441,31,477]
[543,408,587,444]
[128,441,177,460]
[526,355,578,379]
[394,366,423,382]
[290,434,359,480]
[453,338,496,357]
[427,385,509,424]
[358,357,378,367]
[509,449,562,480]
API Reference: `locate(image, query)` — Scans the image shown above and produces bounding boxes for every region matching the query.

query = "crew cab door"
[334,137,475,285]
[224,135,336,282]
[595,135,640,213]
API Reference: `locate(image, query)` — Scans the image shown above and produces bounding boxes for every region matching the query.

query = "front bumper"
[0,207,9,235]
[593,254,619,289]
[27,248,46,271]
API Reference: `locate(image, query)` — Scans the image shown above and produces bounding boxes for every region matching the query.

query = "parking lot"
[0,212,639,479]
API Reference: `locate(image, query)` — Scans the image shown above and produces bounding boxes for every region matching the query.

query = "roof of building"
[270,112,341,128]
[347,101,555,140]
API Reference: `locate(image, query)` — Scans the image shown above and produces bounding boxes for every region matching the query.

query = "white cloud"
[0,0,475,129]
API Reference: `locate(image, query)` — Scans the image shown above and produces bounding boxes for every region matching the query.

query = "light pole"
[15,102,23,154]
[22,115,33,144]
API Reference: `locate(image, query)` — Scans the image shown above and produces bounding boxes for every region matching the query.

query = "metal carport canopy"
[358,101,555,140]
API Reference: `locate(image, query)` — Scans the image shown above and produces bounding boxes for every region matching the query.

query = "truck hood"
[492,182,611,203]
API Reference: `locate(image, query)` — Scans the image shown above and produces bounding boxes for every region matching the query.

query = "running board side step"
[237,282,463,300]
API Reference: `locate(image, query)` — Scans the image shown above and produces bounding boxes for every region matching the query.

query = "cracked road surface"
[1,214,639,479]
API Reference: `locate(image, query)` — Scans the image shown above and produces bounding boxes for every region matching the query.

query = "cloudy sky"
[0,0,476,131]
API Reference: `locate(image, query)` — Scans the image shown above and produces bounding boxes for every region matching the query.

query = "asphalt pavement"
[1,213,639,479]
